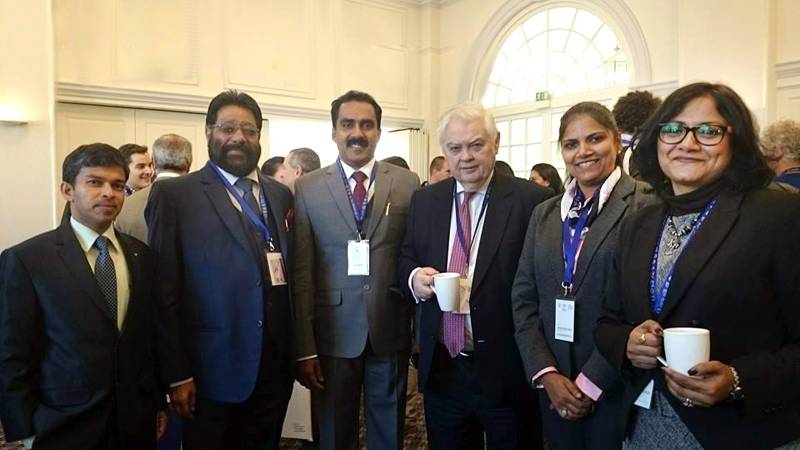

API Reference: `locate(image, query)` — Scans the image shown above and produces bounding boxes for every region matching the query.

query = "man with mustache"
[146,90,295,450]
[293,90,419,450]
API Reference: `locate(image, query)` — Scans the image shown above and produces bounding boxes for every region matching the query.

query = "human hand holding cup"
[431,272,460,312]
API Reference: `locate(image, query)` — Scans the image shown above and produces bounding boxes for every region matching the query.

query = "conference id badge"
[265,251,287,286]
[347,240,370,276]
[634,379,654,409]
[554,297,575,342]
[458,277,472,313]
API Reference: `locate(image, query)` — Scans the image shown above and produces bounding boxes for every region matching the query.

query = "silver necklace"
[664,215,699,256]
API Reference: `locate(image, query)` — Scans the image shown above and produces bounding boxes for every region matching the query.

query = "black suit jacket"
[595,187,800,450]
[146,163,294,402]
[0,222,160,450]
[399,174,550,405]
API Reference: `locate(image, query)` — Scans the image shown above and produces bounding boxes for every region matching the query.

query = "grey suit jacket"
[511,174,656,390]
[115,174,178,243]
[293,161,419,359]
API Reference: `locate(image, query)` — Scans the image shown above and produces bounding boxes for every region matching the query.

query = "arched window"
[481,5,632,178]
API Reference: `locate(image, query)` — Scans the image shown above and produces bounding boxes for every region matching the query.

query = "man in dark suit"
[0,143,162,449]
[293,90,419,450]
[146,90,294,450]
[399,102,549,450]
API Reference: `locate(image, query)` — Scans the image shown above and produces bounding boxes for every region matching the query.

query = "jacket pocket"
[315,289,342,306]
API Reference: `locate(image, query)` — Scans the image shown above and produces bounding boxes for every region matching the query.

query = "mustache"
[347,137,368,148]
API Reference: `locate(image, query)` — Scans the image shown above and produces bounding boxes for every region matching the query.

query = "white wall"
[0,0,55,251]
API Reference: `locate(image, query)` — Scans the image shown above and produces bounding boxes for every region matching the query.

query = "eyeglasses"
[658,122,729,146]
[208,122,260,139]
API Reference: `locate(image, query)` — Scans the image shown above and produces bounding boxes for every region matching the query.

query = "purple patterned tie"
[351,171,367,211]
[443,191,474,357]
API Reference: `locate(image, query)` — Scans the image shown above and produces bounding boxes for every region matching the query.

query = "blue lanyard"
[453,180,492,258]
[649,198,717,315]
[337,159,377,238]
[561,188,599,295]
[209,162,274,246]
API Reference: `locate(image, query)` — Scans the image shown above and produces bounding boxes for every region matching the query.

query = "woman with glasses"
[511,102,656,450]
[595,82,800,449]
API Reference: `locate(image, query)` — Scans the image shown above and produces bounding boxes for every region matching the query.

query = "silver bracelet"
[729,365,744,401]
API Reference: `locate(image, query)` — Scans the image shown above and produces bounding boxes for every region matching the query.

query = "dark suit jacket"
[595,187,800,450]
[146,162,294,403]
[0,223,160,450]
[399,174,550,405]
[512,174,655,386]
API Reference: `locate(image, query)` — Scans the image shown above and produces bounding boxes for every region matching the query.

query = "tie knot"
[94,236,111,253]
[234,177,254,192]
[351,171,367,184]
[462,191,475,203]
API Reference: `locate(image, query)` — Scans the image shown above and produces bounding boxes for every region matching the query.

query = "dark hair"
[531,163,564,195]
[558,102,622,167]
[494,160,515,178]
[331,90,382,130]
[633,82,772,194]
[381,156,409,170]
[118,143,148,165]
[612,90,662,134]
[206,90,263,130]
[260,156,285,176]
[429,155,445,174]
[63,143,129,184]
[286,147,321,173]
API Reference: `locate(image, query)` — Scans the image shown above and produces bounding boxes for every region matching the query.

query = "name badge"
[554,297,575,342]
[634,379,654,409]
[265,251,287,286]
[347,240,370,276]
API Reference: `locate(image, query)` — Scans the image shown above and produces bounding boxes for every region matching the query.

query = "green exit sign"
[535,91,550,101]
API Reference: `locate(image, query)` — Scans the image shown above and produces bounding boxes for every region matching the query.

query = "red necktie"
[352,171,367,212]
[443,191,473,357]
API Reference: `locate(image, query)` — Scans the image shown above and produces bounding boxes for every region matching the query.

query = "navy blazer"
[0,223,160,449]
[596,187,800,450]
[146,162,294,402]
[398,174,550,405]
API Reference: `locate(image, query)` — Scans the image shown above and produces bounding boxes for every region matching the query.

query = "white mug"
[663,327,710,374]
[432,272,460,312]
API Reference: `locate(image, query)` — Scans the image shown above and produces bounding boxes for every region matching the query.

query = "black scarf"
[661,177,727,216]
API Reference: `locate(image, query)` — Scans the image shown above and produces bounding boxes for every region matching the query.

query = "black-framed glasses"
[208,122,260,139]
[658,122,729,146]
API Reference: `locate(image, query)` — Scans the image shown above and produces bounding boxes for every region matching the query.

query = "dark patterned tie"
[235,177,269,250]
[351,171,367,212]
[442,191,474,357]
[94,236,117,322]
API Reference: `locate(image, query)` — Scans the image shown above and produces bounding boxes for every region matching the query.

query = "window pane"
[549,7,576,30]
[526,144,543,166]
[496,121,510,146]
[510,119,526,145]
[522,12,547,38]
[498,146,510,163]
[527,117,543,143]
[510,145,526,171]
[573,10,602,38]
[482,84,497,107]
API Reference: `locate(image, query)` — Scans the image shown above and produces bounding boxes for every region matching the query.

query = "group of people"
[1,81,799,450]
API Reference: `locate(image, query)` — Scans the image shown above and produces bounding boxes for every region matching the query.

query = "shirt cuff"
[22,436,35,449]
[408,267,425,303]
[169,377,193,388]
[575,372,603,401]
[531,366,558,388]
[296,354,318,362]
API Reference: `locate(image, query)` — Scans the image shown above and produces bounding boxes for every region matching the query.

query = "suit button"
[363,284,371,291]
[472,305,479,311]
[257,320,263,328]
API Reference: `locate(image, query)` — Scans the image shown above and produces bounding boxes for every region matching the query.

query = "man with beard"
[146,90,295,450]
[293,90,419,450]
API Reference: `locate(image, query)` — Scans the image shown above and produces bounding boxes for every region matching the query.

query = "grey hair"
[152,134,193,172]
[437,102,498,149]
[762,120,800,162]
[286,147,321,173]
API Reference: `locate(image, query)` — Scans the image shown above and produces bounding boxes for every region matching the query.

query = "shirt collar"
[455,171,494,195]
[154,171,181,182]
[71,216,121,254]
[216,165,260,187]
[340,158,376,182]
[560,167,622,221]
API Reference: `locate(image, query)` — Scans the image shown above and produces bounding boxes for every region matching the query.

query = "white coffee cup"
[663,327,710,374]
[432,272,460,312]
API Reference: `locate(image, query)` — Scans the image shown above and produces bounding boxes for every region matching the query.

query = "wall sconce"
[0,104,28,126]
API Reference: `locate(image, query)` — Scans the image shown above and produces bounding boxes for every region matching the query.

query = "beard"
[208,138,261,177]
